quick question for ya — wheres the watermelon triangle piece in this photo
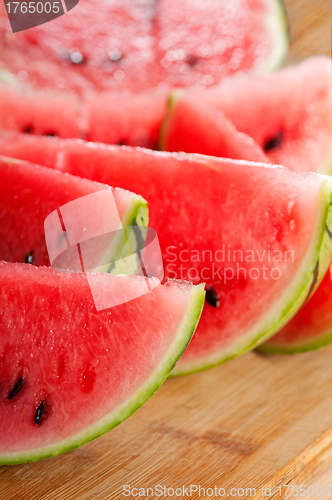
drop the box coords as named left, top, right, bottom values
left=0, top=262, right=205, bottom=464
left=160, top=91, right=269, bottom=163
left=1, top=135, right=332, bottom=374
left=0, top=156, right=148, bottom=271
left=188, top=56, right=332, bottom=175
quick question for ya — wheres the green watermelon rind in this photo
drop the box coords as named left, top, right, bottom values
left=256, top=328, right=332, bottom=355
left=106, top=197, right=149, bottom=275
left=0, top=283, right=205, bottom=464
left=318, top=147, right=332, bottom=177
left=171, top=178, right=332, bottom=376
left=263, top=0, right=289, bottom=71
left=258, top=198, right=332, bottom=354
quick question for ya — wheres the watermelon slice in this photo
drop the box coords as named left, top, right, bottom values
left=1, top=135, right=332, bottom=375
left=0, top=155, right=148, bottom=269
left=258, top=263, right=332, bottom=354
left=0, top=0, right=288, bottom=94
left=0, top=261, right=205, bottom=464
left=0, top=56, right=330, bottom=156
left=0, top=83, right=82, bottom=139
left=0, top=81, right=167, bottom=148
left=160, top=91, right=269, bottom=162
left=188, top=56, right=332, bottom=175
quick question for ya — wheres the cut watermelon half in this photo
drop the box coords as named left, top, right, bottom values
left=188, top=56, right=332, bottom=175
left=160, top=91, right=269, bottom=163
left=0, top=0, right=288, bottom=94
left=0, top=156, right=148, bottom=270
left=1, top=135, right=332, bottom=375
left=258, top=262, right=332, bottom=354
left=0, top=262, right=205, bottom=464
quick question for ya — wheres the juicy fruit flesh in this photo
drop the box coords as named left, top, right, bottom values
left=0, top=262, right=204, bottom=460
left=0, top=156, right=146, bottom=267
left=0, top=0, right=287, bottom=93
left=188, top=56, right=332, bottom=175
left=0, top=135, right=331, bottom=373
left=261, top=263, right=332, bottom=352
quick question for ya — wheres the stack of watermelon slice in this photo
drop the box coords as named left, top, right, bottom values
left=1, top=0, right=332, bottom=465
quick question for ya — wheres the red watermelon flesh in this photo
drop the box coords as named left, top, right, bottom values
left=0, top=261, right=205, bottom=463
left=0, top=84, right=82, bottom=139
left=0, top=81, right=167, bottom=149
left=85, top=88, right=168, bottom=148
left=0, top=0, right=288, bottom=94
left=188, top=56, right=332, bottom=175
left=1, top=134, right=332, bottom=374
left=0, top=155, right=148, bottom=269
left=160, top=91, right=269, bottom=162
left=259, top=262, right=332, bottom=354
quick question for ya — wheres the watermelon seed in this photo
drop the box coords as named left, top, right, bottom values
left=44, top=132, right=57, bottom=137
left=23, top=125, right=33, bottom=134
left=205, top=286, right=220, bottom=308
left=264, top=132, right=283, bottom=151
left=117, top=140, right=127, bottom=146
left=34, top=400, right=49, bottom=426
left=187, top=55, right=200, bottom=67
left=8, top=376, right=25, bottom=400
left=24, top=251, right=33, bottom=265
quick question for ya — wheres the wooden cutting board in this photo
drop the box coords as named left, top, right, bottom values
left=0, top=1, right=331, bottom=498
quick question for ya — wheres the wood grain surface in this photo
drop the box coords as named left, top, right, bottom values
left=0, top=1, right=332, bottom=499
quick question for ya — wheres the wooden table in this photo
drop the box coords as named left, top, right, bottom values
left=1, top=1, right=331, bottom=498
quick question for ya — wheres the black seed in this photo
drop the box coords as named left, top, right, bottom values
left=264, top=132, right=283, bottom=151
left=34, top=400, right=49, bottom=426
left=205, top=286, right=220, bottom=308
left=44, top=131, right=57, bottom=137
left=8, top=376, right=25, bottom=400
left=23, top=125, right=33, bottom=134
left=117, top=140, right=127, bottom=146
left=24, top=251, right=34, bottom=265
left=187, top=55, right=200, bottom=67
